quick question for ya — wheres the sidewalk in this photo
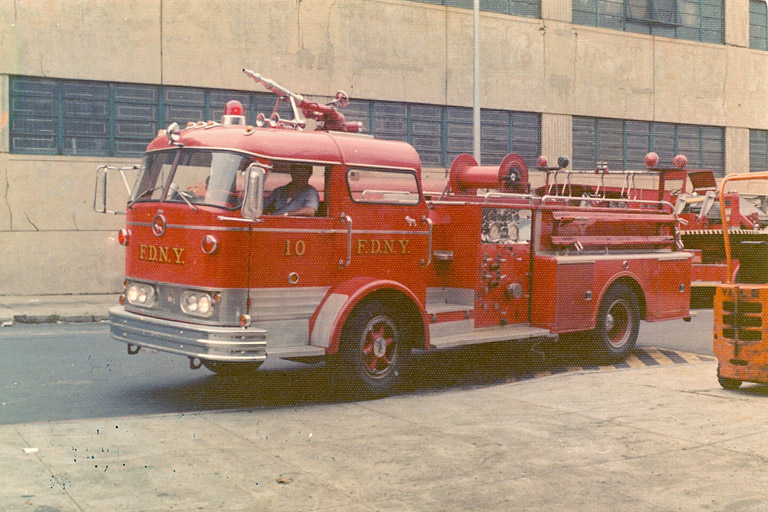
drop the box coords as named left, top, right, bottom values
left=4, top=358, right=768, bottom=511
left=0, top=294, right=116, bottom=325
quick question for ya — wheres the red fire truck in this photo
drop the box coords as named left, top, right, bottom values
left=95, top=70, right=692, bottom=396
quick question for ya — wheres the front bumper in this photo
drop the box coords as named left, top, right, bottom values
left=109, top=306, right=267, bottom=362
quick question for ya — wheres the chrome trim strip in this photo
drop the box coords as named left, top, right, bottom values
left=127, top=222, right=250, bottom=232
left=144, top=146, right=342, bottom=166
left=250, top=227, right=430, bottom=235
left=250, top=227, right=340, bottom=234
left=147, top=145, right=418, bottom=172
left=126, top=222, right=429, bottom=236
left=551, top=251, right=693, bottom=264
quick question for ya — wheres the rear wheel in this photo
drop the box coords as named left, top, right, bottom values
left=590, top=284, right=640, bottom=363
left=336, top=300, right=411, bottom=397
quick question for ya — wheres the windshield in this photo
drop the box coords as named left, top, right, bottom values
left=131, top=150, right=176, bottom=203
left=130, top=149, right=254, bottom=209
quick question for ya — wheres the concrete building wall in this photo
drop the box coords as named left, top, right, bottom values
left=0, top=0, right=765, bottom=295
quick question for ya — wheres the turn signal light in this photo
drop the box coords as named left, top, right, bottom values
left=201, top=234, right=218, bottom=254
left=118, top=229, right=129, bottom=246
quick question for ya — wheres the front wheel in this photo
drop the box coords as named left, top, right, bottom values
left=590, top=284, right=640, bottom=363
left=717, top=368, right=742, bottom=390
left=336, top=300, right=411, bottom=398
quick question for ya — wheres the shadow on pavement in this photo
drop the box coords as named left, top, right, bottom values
left=127, top=338, right=625, bottom=414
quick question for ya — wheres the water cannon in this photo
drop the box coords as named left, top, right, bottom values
left=242, top=69, right=361, bottom=133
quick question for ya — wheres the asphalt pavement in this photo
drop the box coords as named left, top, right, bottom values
left=0, top=294, right=115, bottom=325
left=2, top=296, right=767, bottom=511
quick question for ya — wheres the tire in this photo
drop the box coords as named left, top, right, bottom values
left=203, top=361, right=263, bottom=376
left=717, top=368, right=742, bottom=390
left=589, top=284, right=640, bottom=363
left=336, top=300, right=411, bottom=398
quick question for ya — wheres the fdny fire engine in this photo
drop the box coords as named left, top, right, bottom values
left=95, top=70, right=692, bottom=396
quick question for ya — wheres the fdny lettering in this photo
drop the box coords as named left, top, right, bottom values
left=356, top=239, right=410, bottom=255
left=139, top=244, right=185, bottom=265
left=723, top=288, right=760, bottom=299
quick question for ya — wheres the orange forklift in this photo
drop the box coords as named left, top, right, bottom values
left=713, top=172, right=768, bottom=389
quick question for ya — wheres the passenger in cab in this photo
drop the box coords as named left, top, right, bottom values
left=264, top=163, right=319, bottom=216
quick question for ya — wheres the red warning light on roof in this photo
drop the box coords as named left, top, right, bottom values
left=225, top=100, right=244, bottom=117
left=644, top=152, right=659, bottom=168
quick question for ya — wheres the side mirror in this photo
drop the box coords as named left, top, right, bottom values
left=241, top=164, right=266, bottom=220
left=93, top=164, right=136, bottom=215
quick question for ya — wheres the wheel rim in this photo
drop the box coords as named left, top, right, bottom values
left=358, top=315, right=398, bottom=379
left=604, top=298, right=632, bottom=349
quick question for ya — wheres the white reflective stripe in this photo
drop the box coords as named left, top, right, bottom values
left=310, top=293, right=349, bottom=348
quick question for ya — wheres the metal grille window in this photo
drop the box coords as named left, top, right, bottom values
left=573, top=116, right=725, bottom=176
left=573, top=0, right=724, bottom=44
left=751, top=0, right=768, bottom=50
left=9, top=77, right=296, bottom=158
left=113, top=84, right=159, bottom=157
left=345, top=101, right=540, bottom=169
left=9, top=75, right=541, bottom=169
left=9, top=77, right=59, bottom=154
left=410, top=104, right=444, bottom=167
left=407, top=0, right=540, bottom=18
left=443, top=107, right=541, bottom=168
left=372, top=102, right=409, bottom=142
left=626, top=0, right=677, bottom=25
left=750, top=130, right=768, bottom=172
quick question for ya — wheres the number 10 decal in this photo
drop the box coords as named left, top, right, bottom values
left=284, top=240, right=306, bottom=257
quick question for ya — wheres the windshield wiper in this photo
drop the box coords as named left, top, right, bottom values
left=168, top=183, right=199, bottom=212
left=127, top=184, right=164, bottom=208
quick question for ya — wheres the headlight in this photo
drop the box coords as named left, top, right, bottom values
left=125, top=283, right=156, bottom=308
left=181, top=290, right=216, bottom=318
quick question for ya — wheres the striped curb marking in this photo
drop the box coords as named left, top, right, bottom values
left=506, top=348, right=715, bottom=384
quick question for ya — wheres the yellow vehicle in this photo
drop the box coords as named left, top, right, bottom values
left=713, top=172, right=768, bottom=389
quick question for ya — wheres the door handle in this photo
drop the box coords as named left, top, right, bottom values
left=339, top=214, right=352, bottom=268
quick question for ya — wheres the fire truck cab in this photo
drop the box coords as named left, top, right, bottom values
left=96, top=71, right=692, bottom=396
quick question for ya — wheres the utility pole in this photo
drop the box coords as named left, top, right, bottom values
left=473, top=0, right=481, bottom=163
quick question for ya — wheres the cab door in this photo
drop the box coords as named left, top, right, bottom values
left=246, top=164, right=338, bottom=338
left=337, top=166, right=430, bottom=295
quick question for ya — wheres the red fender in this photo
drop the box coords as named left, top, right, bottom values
left=309, top=276, right=430, bottom=354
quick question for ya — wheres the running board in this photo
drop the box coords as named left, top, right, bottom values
left=268, top=345, right=327, bottom=359
left=429, top=324, right=553, bottom=350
